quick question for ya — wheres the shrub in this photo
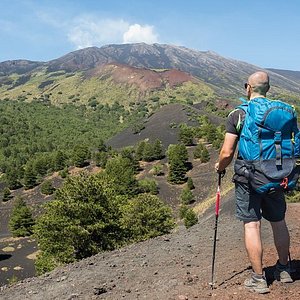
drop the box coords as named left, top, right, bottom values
left=187, top=177, right=195, bottom=190
left=120, top=193, right=175, bottom=242
left=151, top=164, right=164, bottom=176
left=183, top=209, right=198, bottom=228
left=2, top=187, right=12, bottom=202
left=138, top=179, right=159, bottom=194
left=9, top=197, right=35, bottom=237
left=180, top=187, right=194, bottom=205
left=40, top=180, right=55, bottom=195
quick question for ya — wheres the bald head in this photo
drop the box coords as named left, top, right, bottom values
left=247, top=71, right=270, bottom=96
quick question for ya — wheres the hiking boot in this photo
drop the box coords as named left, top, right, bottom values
left=274, top=261, right=293, bottom=283
left=244, top=273, right=270, bottom=294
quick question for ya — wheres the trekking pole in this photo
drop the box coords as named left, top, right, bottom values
left=209, top=172, right=223, bottom=289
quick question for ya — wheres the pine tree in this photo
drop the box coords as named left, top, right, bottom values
left=179, top=124, right=194, bottom=146
left=23, top=162, right=38, bottom=189
left=167, top=144, right=188, bottom=184
left=187, top=177, right=195, bottom=190
left=153, top=139, right=164, bottom=160
left=2, top=187, right=12, bottom=202
left=40, top=180, right=55, bottom=195
left=72, top=144, right=90, bottom=167
left=135, top=140, right=146, bottom=161
left=9, top=197, right=35, bottom=237
left=180, top=187, right=194, bottom=204
left=200, top=146, right=210, bottom=163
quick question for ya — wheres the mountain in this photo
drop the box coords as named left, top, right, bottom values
left=267, top=68, right=300, bottom=84
left=1, top=43, right=300, bottom=103
left=44, top=43, right=300, bottom=96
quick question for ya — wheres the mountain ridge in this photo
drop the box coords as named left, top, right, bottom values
left=1, top=43, right=300, bottom=99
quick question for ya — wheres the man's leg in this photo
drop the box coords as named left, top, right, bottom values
left=244, top=220, right=263, bottom=274
left=270, top=219, right=290, bottom=265
left=270, top=219, right=293, bottom=283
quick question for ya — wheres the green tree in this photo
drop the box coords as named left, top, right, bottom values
left=135, top=140, right=146, bottom=161
left=5, top=168, right=22, bottom=190
left=105, top=156, right=138, bottom=195
left=93, top=151, right=108, bottom=168
left=9, top=197, right=35, bottom=237
left=23, top=162, right=38, bottom=189
left=151, top=164, right=164, bottom=176
left=179, top=205, right=198, bottom=228
left=72, top=144, right=90, bottom=167
left=33, top=173, right=124, bottom=274
left=193, top=143, right=210, bottom=162
left=2, top=187, right=12, bottom=202
left=183, top=209, right=198, bottom=228
left=153, top=139, right=164, bottom=160
left=120, top=193, right=175, bottom=242
left=138, top=179, right=159, bottom=194
left=200, top=146, right=210, bottom=163
left=167, top=144, right=188, bottom=184
left=40, top=180, right=55, bottom=195
left=179, top=123, right=194, bottom=146
left=180, top=187, right=194, bottom=205
left=52, top=150, right=67, bottom=171
left=142, top=142, right=155, bottom=162
left=187, top=177, right=195, bottom=190
left=193, top=143, right=205, bottom=159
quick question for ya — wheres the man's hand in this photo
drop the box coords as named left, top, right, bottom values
left=215, top=162, right=226, bottom=175
left=215, top=162, right=220, bottom=173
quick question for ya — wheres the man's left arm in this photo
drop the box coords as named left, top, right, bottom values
left=215, top=133, right=238, bottom=172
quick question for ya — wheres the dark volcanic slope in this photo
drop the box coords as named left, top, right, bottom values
left=107, top=103, right=223, bottom=150
left=1, top=190, right=300, bottom=300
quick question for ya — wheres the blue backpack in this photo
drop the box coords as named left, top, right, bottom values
left=234, top=97, right=300, bottom=193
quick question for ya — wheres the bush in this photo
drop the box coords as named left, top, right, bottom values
left=167, top=144, right=188, bottom=184
left=120, top=193, right=175, bottom=242
left=151, top=164, right=164, bottom=176
left=179, top=205, right=198, bottom=228
left=180, top=187, right=194, bottom=205
left=2, top=187, right=12, bottom=202
left=58, top=167, right=69, bottom=178
left=138, top=179, right=159, bottom=194
left=183, top=209, right=198, bottom=228
left=193, top=143, right=210, bottom=162
left=9, top=197, right=35, bottom=237
left=187, top=177, right=195, bottom=190
left=33, top=173, right=124, bottom=274
left=40, top=180, right=55, bottom=195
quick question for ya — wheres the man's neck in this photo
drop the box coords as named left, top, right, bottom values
left=250, top=93, right=266, bottom=100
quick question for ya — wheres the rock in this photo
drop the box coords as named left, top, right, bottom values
left=93, top=287, right=107, bottom=295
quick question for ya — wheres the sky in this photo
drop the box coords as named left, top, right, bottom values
left=1, top=0, right=300, bottom=70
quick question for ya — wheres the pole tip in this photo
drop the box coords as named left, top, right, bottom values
left=209, top=282, right=215, bottom=289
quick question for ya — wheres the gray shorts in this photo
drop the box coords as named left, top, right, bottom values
left=235, top=182, right=286, bottom=222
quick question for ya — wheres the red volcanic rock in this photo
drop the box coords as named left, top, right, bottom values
left=86, top=63, right=197, bottom=91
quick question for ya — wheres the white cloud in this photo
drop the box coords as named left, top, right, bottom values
left=123, top=24, right=158, bottom=44
left=37, top=11, right=159, bottom=49
left=67, top=17, right=129, bottom=49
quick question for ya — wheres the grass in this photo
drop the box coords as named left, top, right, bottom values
left=0, top=69, right=216, bottom=109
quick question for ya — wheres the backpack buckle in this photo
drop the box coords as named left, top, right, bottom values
left=280, top=177, right=288, bottom=189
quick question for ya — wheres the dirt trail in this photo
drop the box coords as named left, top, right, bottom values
left=0, top=190, right=299, bottom=300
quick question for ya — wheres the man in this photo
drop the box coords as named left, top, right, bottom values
left=215, top=71, right=293, bottom=294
